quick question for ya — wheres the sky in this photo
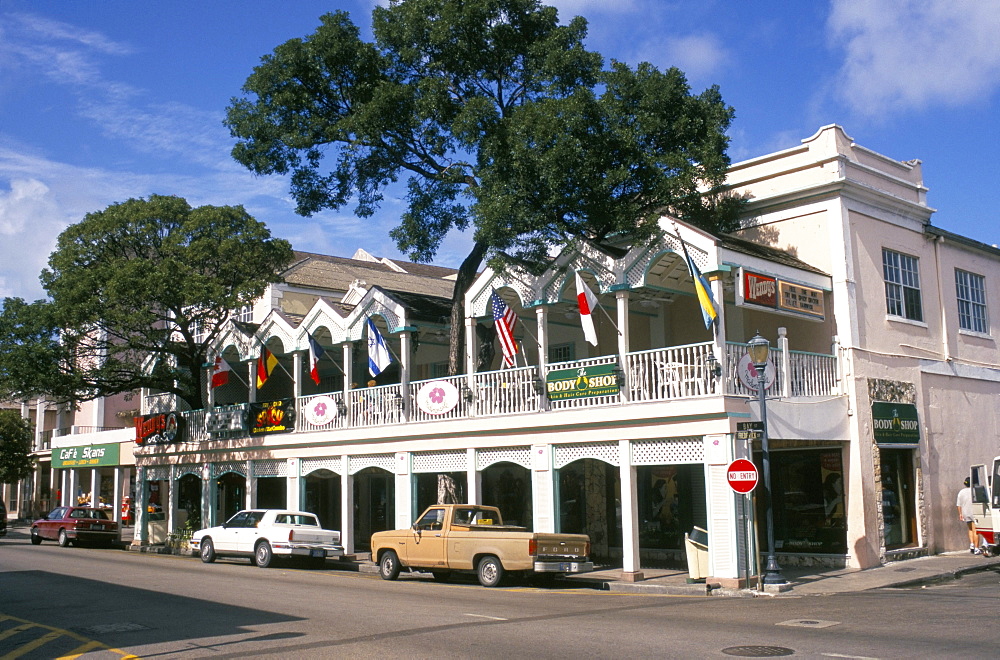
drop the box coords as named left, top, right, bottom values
left=1, top=0, right=998, bottom=302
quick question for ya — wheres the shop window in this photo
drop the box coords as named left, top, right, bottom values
left=549, top=343, right=575, bottom=364
left=636, top=464, right=706, bottom=551
left=756, top=448, right=847, bottom=554
left=882, top=248, right=922, bottom=321
left=955, top=269, right=988, bottom=334
left=881, top=449, right=917, bottom=550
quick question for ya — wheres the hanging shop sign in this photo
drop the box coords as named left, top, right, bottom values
left=415, top=380, right=460, bottom=415
left=249, top=398, right=295, bottom=436
left=206, top=407, right=246, bottom=435
left=740, top=268, right=825, bottom=320
left=736, top=353, right=776, bottom=391
left=134, top=412, right=185, bottom=446
left=53, top=442, right=121, bottom=468
left=545, top=363, right=621, bottom=401
left=778, top=281, right=825, bottom=318
left=305, top=395, right=339, bottom=426
left=871, top=402, right=920, bottom=445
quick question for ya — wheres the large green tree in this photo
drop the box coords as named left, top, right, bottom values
left=0, top=409, right=34, bottom=486
left=226, top=0, right=741, bottom=373
left=0, top=195, right=294, bottom=410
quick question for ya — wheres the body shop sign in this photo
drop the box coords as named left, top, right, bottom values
left=546, top=363, right=620, bottom=400
left=871, top=402, right=920, bottom=445
left=53, top=443, right=120, bottom=468
left=249, top=399, right=295, bottom=435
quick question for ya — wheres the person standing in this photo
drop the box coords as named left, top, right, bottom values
left=956, top=477, right=981, bottom=555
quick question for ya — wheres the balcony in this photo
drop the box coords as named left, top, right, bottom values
left=160, top=340, right=840, bottom=444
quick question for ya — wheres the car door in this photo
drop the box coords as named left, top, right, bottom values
left=235, top=511, right=266, bottom=553
left=406, top=507, right=447, bottom=568
left=215, top=511, right=250, bottom=552
left=971, top=465, right=992, bottom=541
left=40, top=508, right=67, bottom=540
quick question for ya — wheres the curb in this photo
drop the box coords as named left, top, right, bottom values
left=877, top=561, right=1000, bottom=590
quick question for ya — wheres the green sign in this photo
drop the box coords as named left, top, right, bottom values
left=871, top=402, right=920, bottom=445
left=545, top=363, right=621, bottom=400
left=53, top=443, right=121, bottom=468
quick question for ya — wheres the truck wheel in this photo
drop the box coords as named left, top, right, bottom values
left=477, top=555, right=505, bottom=587
left=30, top=528, right=42, bottom=545
left=379, top=550, right=401, bottom=580
left=58, top=529, right=72, bottom=547
left=200, top=538, right=217, bottom=563
left=254, top=541, right=274, bottom=568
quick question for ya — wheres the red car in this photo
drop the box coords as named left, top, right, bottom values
left=31, top=506, right=118, bottom=547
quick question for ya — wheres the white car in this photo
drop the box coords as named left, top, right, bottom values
left=190, top=509, right=344, bottom=568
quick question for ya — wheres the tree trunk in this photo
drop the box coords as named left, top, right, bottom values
left=448, top=240, right=489, bottom=376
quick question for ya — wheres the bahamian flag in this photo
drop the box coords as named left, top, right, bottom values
left=366, top=318, right=392, bottom=377
left=680, top=239, right=719, bottom=329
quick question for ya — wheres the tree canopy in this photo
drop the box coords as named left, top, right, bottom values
left=0, top=195, right=293, bottom=410
left=225, top=0, right=742, bottom=372
left=0, top=409, right=34, bottom=485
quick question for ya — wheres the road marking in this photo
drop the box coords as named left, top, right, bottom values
left=0, top=612, right=137, bottom=659
left=463, top=614, right=508, bottom=621
left=7, top=630, right=62, bottom=658
left=821, top=654, right=881, bottom=660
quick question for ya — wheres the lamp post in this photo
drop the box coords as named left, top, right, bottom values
left=747, top=332, right=786, bottom=586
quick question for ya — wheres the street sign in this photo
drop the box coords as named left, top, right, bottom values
left=736, top=421, right=764, bottom=441
left=727, top=458, right=759, bottom=494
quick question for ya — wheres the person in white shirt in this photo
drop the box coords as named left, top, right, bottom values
left=956, top=477, right=980, bottom=555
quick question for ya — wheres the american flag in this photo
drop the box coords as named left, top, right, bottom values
left=490, top=289, right=519, bottom=367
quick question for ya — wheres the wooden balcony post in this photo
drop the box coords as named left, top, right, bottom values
left=778, top=327, right=790, bottom=398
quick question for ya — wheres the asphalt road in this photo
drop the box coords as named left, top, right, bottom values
left=1, top=528, right=997, bottom=659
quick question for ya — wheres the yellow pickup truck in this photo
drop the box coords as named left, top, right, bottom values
left=371, top=504, right=593, bottom=587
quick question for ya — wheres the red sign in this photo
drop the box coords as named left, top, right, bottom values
left=727, top=459, right=759, bottom=494
left=743, top=270, right=777, bottom=307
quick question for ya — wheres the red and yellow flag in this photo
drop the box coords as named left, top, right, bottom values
left=256, top=348, right=278, bottom=389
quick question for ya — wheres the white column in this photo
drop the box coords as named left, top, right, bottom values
left=201, top=464, right=214, bottom=528
left=248, top=361, right=257, bottom=403
left=394, top=452, right=413, bottom=528
left=286, top=459, right=301, bottom=512
left=616, top=290, right=631, bottom=401
left=113, top=467, right=123, bottom=527
left=535, top=306, right=549, bottom=369
left=35, top=399, right=47, bottom=451
left=246, top=460, right=255, bottom=509
left=90, top=467, right=99, bottom=506
left=531, top=445, right=555, bottom=533
left=293, top=352, right=303, bottom=398
left=778, top=327, right=791, bottom=398
left=618, top=440, right=642, bottom=579
left=342, top=343, right=354, bottom=427
left=68, top=470, right=79, bottom=506
left=133, top=469, right=148, bottom=545
left=711, top=275, right=727, bottom=392
left=464, top=315, right=477, bottom=377
left=399, top=330, right=412, bottom=421
left=340, top=456, right=354, bottom=555
left=167, top=466, right=179, bottom=533
left=60, top=470, right=68, bottom=506
left=466, top=448, right=480, bottom=505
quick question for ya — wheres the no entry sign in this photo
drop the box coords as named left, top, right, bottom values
left=727, top=459, right=759, bottom=494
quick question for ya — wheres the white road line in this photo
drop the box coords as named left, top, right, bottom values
left=463, top=613, right=508, bottom=621
left=822, top=653, right=881, bottom=660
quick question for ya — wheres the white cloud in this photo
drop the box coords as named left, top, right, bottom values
left=827, top=0, right=1000, bottom=116
left=0, top=177, right=62, bottom=300
left=634, top=33, right=730, bottom=81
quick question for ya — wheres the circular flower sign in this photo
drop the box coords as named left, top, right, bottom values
left=305, top=395, right=338, bottom=426
left=416, top=380, right=460, bottom=416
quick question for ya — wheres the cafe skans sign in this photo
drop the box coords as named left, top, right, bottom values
left=53, top=443, right=120, bottom=468
left=546, top=363, right=621, bottom=401
left=871, top=402, right=920, bottom=445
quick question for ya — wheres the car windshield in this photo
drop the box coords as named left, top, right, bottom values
left=276, top=514, right=318, bottom=526
left=70, top=509, right=109, bottom=520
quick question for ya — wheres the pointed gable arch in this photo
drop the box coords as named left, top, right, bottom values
left=343, top=285, right=409, bottom=341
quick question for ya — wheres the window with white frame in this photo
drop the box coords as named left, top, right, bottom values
left=882, top=249, right=923, bottom=322
left=549, top=342, right=575, bottom=364
left=955, top=269, right=988, bottom=333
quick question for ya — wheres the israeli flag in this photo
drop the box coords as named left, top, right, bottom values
left=367, top=318, right=392, bottom=377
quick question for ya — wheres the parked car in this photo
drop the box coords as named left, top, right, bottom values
left=31, top=506, right=118, bottom=547
left=0, top=499, right=7, bottom=538
left=190, top=509, right=344, bottom=568
left=371, top=504, right=593, bottom=587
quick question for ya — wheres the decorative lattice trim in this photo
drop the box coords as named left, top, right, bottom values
left=348, top=454, right=395, bottom=475
left=630, top=437, right=704, bottom=465
left=477, top=447, right=532, bottom=470
left=253, top=459, right=287, bottom=477
left=211, top=461, right=247, bottom=479
left=173, top=464, right=202, bottom=479
left=301, top=458, right=343, bottom=476
left=412, top=450, right=467, bottom=473
left=553, top=442, right=619, bottom=469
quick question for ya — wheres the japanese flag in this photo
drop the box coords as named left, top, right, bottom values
left=575, top=271, right=599, bottom=346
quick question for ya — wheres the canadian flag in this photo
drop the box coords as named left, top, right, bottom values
left=575, top=271, right=599, bottom=346
left=211, top=356, right=231, bottom=388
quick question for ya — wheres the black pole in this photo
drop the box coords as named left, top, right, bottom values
left=758, top=363, right=786, bottom=585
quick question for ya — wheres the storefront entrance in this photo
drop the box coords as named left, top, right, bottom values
left=304, top=469, right=340, bottom=530
left=556, top=459, right=621, bottom=562
left=481, top=462, right=532, bottom=529
left=354, top=467, right=394, bottom=549
left=880, top=448, right=917, bottom=550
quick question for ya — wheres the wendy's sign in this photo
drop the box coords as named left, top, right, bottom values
left=134, top=412, right=185, bottom=446
left=249, top=399, right=295, bottom=435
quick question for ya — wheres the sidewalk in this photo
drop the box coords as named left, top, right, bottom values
left=559, top=552, right=1000, bottom=597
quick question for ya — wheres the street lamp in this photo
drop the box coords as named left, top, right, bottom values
left=747, top=332, right=786, bottom=586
